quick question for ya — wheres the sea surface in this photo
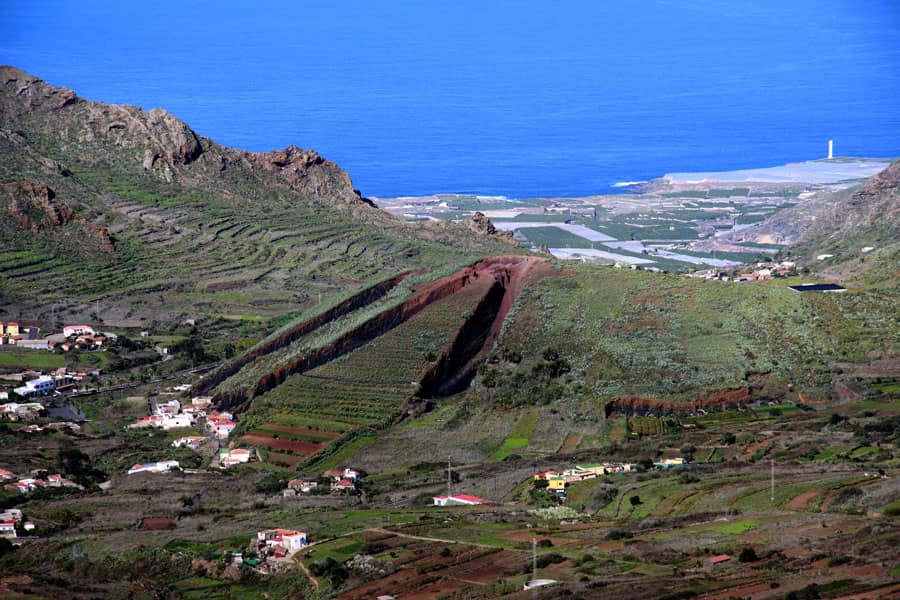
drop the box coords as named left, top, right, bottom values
left=2, top=1, right=899, bottom=197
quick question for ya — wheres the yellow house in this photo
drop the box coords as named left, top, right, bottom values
left=547, top=477, right=566, bottom=492
left=5, top=322, right=19, bottom=336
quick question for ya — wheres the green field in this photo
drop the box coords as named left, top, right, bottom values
left=491, top=408, right=539, bottom=461
left=0, top=348, right=66, bottom=369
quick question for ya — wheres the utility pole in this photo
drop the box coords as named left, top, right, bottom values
left=532, top=537, right=538, bottom=600
left=447, top=455, right=452, bottom=500
left=770, top=459, right=775, bottom=502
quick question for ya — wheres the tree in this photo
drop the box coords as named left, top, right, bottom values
left=721, top=432, right=736, bottom=445
left=629, top=495, right=642, bottom=507
left=738, top=547, right=758, bottom=563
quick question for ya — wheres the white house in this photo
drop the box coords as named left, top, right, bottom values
left=127, top=461, right=180, bottom=475
left=0, top=520, right=16, bottom=538
left=432, top=494, right=490, bottom=506
left=257, top=529, right=308, bottom=552
left=172, top=436, right=205, bottom=449
left=0, top=509, right=23, bottom=523
left=63, top=325, right=96, bottom=337
left=13, top=376, right=55, bottom=398
left=220, top=448, right=252, bottom=467
left=155, top=399, right=181, bottom=415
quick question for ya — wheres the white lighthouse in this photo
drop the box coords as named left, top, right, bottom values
left=827, top=139, right=833, bottom=160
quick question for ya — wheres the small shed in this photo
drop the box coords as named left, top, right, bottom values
left=704, top=554, right=732, bottom=569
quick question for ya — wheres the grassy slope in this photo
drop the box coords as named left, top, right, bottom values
left=349, top=265, right=897, bottom=469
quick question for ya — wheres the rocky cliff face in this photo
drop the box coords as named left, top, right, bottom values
left=726, top=161, right=899, bottom=258
left=1, top=180, right=114, bottom=253
left=0, top=65, right=369, bottom=210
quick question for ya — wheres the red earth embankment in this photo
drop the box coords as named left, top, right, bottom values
left=605, top=387, right=751, bottom=417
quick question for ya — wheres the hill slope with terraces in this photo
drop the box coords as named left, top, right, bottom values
left=0, top=66, right=515, bottom=335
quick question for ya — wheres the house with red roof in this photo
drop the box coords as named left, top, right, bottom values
left=220, top=448, right=253, bottom=468
left=432, top=493, right=491, bottom=506
left=256, top=528, right=308, bottom=553
left=704, top=554, right=732, bottom=569
left=0, top=519, right=16, bottom=538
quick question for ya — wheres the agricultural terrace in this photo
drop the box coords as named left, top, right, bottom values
left=237, top=277, right=497, bottom=467
left=211, top=260, right=477, bottom=396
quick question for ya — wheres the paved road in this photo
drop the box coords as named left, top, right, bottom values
left=56, top=361, right=223, bottom=399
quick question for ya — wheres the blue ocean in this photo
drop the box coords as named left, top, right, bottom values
left=2, top=1, right=898, bottom=197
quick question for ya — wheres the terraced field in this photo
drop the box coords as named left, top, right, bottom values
left=236, top=276, right=499, bottom=465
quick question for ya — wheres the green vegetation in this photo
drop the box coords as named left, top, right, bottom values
left=491, top=408, right=539, bottom=461
left=0, top=348, right=66, bottom=369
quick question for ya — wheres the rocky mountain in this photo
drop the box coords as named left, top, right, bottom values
left=728, top=161, right=899, bottom=265
left=0, top=66, right=513, bottom=331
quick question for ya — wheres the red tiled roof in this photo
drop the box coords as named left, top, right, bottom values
left=707, top=554, right=731, bottom=564
left=452, top=494, right=490, bottom=504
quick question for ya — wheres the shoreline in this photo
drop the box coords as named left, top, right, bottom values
left=371, top=157, right=894, bottom=202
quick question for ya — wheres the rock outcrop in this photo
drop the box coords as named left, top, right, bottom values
left=468, top=211, right=517, bottom=246
left=2, top=180, right=114, bottom=253
left=0, top=65, right=371, bottom=211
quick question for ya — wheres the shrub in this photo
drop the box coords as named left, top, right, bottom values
left=738, top=547, right=758, bottom=563
left=534, top=553, right=566, bottom=569
left=605, top=528, right=633, bottom=541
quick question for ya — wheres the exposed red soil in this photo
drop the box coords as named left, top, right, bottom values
left=787, top=489, right=821, bottom=510
left=498, top=530, right=583, bottom=548
left=741, top=433, right=787, bottom=460
left=559, top=433, right=581, bottom=454
left=239, top=433, right=324, bottom=455
left=837, top=564, right=889, bottom=579
left=832, top=583, right=900, bottom=599
left=445, top=552, right=524, bottom=583
left=257, top=422, right=339, bottom=440
left=700, top=581, right=775, bottom=600
left=137, top=517, right=175, bottom=531
left=605, top=387, right=751, bottom=416
left=263, top=451, right=305, bottom=467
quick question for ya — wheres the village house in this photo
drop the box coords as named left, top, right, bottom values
left=207, top=411, right=236, bottom=438
left=432, top=493, right=491, bottom=506
left=4, top=481, right=32, bottom=494
left=172, top=436, right=205, bottom=449
left=12, top=376, right=56, bottom=398
left=0, top=519, right=16, bottom=539
left=655, top=457, right=687, bottom=468
left=129, top=413, right=193, bottom=430
left=63, top=325, right=96, bottom=338
left=284, top=478, right=318, bottom=496
left=0, top=402, right=45, bottom=420
left=257, top=529, right=309, bottom=556
left=219, top=448, right=253, bottom=468
left=3, top=473, right=78, bottom=494
left=0, top=469, right=15, bottom=481
left=704, top=554, right=732, bottom=569
left=0, top=509, right=23, bottom=522
left=127, top=461, right=180, bottom=475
